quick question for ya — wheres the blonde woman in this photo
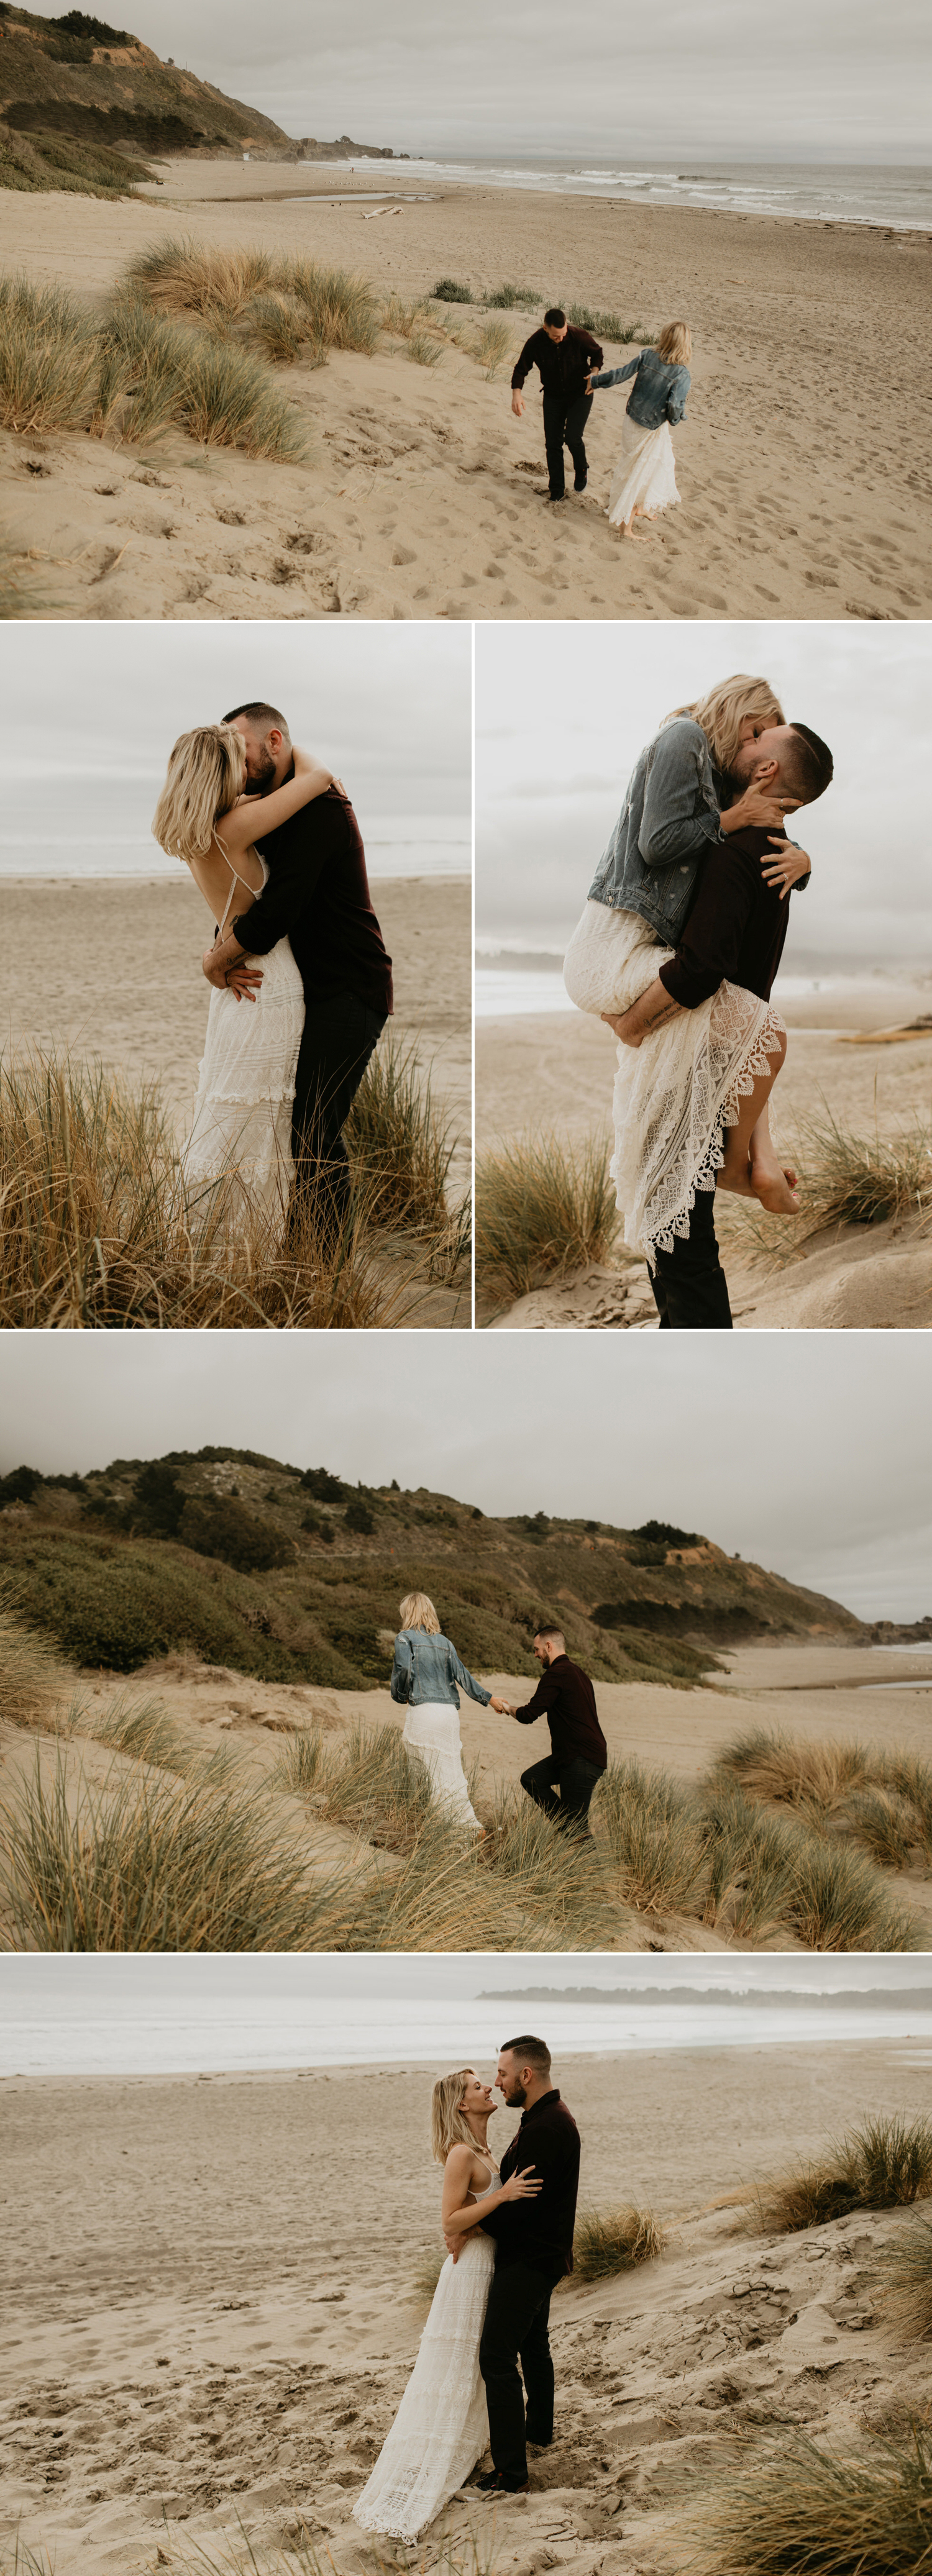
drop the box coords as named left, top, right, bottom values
left=391, top=1592, right=510, bottom=1834
left=151, top=726, right=339, bottom=1228
left=563, top=676, right=830, bottom=1324
left=585, top=322, right=692, bottom=537
left=354, top=2069, right=541, bottom=2541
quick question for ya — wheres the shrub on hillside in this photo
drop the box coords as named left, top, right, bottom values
left=301, top=1467, right=345, bottom=1503
left=132, top=1462, right=186, bottom=1539
left=0, top=1534, right=297, bottom=1676
left=344, top=1497, right=375, bottom=1536
left=178, top=1495, right=293, bottom=1575
left=0, top=1465, right=42, bottom=1506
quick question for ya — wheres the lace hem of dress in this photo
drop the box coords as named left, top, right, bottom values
left=628, top=1003, right=785, bottom=1268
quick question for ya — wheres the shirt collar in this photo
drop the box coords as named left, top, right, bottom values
left=519, top=2088, right=560, bottom=2124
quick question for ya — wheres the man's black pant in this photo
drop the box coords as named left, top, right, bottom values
left=479, top=2259, right=560, bottom=2485
left=289, top=987, right=386, bottom=1244
left=649, top=1186, right=733, bottom=1330
left=521, top=1755, right=603, bottom=1834
left=542, top=391, right=593, bottom=499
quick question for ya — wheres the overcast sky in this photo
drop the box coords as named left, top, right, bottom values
left=475, top=622, right=932, bottom=970
left=1, top=1334, right=928, bottom=1619
left=0, top=624, right=470, bottom=824
left=48, top=0, right=929, bottom=161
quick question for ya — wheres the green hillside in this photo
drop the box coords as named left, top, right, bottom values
left=0, top=1449, right=865, bottom=1691
left=0, top=5, right=288, bottom=188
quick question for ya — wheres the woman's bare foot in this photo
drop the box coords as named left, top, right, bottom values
left=749, top=1140, right=799, bottom=1214
left=716, top=1152, right=757, bottom=1199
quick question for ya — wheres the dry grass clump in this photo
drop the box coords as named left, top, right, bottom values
left=574, top=2204, right=665, bottom=2281
left=714, top=1726, right=932, bottom=1872
left=0, top=1747, right=357, bottom=1950
left=595, top=1760, right=706, bottom=1914
left=690, top=2422, right=932, bottom=2576
left=716, top=1109, right=932, bottom=1275
left=0, top=1580, right=69, bottom=1731
left=751, top=2115, right=932, bottom=2236
left=346, top=1032, right=457, bottom=1233
left=0, top=1049, right=417, bottom=1329
left=472, top=317, right=511, bottom=378
left=123, top=239, right=380, bottom=365
left=483, top=283, right=541, bottom=309
left=480, top=1782, right=623, bottom=1949
left=300, top=1719, right=437, bottom=1854
left=876, top=2216, right=932, bottom=2340
left=0, top=275, right=100, bottom=431
left=699, top=1786, right=793, bottom=1941
left=433, top=277, right=472, bottom=303
left=476, top=1128, right=617, bottom=1301
left=565, top=301, right=650, bottom=342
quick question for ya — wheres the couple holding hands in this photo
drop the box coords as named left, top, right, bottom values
left=390, top=1593, right=608, bottom=1836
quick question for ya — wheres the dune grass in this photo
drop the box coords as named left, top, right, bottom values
left=433, top=277, right=472, bottom=303
left=565, top=301, right=649, bottom=342
left=715, top=1726, right=932, bottom=1869
left=476, top=1128, right=618, bottom=1302
left=123, top=240, right=380, bottom=365
left=716, top=1108, right=932, bottom=1277
left=691, top=2422, right=932, bottom=2576
left=302, top=1719, right=437, bottom=1853
left=483, top=283, right=541, bottom=309
left=751, top=2115, right=932, bottom=2236
left=574, top=2204, right=665, bottom=2280
left=345, top=1032, right=457, bottom=1233
left=472, top=317, right=512, bottom=378
left=0, top=1047, right=465, bottom=1328
left=596, top=1760, right=706, bottom=1914
left=0, top=275, right=101, bottom=432
left=876, top=2216, right=932, bottom=2340
left=0, top=1582, right=69, bottom=1731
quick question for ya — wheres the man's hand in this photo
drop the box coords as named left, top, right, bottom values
left=511, top=389, right=525, bottom=418
left=602, top=984, right=683, bottom=1049
left=489, top=1695, right=511, bottom=1714
left=759, top=838, right=811, bottom=897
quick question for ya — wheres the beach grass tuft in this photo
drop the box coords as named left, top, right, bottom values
left=690, top=2423, right=932, bottom=2576
left=346, top=1032, right=457, bottom=1233
left=574, top=2204, right=666, bottom=2280
left=0, top=1579, right=69, bottom=1732
left=751, top=2115, right=932, bottom=2237
left=0, top=1046, right=464, bottom=1329
left=476, top=1128, right=618, bottom=1300
left=595, top=1760, right=706, bottom=1914
left=876, top=2216, right=932, bottom=2340
left=472, top=317, right=512, bottom=378
left=0, top=274, right=101, bottom=432
left=565, top=300, right=649, bottom=342
left=433, top=277, right=473, bottom=303
left=483, top=283, right=541, bottom=309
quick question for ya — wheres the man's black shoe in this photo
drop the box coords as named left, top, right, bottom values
left=573, top=475, right=588, bottom=491
left=472, top=2469, right=530, bottom=2494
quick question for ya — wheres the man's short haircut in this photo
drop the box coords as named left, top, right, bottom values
left=534, top=1623, right=565, bottom=1647
left=501, top=2034, right=552, bottom=2077
left=222, top=701, right=291, bottom=740
left=784, top=723, right=833, bottom=805
left=544, top=306, right=566, bottom=329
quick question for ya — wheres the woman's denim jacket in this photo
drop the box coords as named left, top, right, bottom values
left=390, top=1628, right=491, bottom=1712
left=589, top=347, right=690, bottom=428
left=587, top=717, right=724, bottom=942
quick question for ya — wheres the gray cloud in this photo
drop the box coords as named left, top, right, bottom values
left=95, top=0, right=927, bottom=158
left=1, top=624, right=470, bottom=822
left=476, top=622, right=932, bottom=967
left=0, top=1334, right=928, bottom=1619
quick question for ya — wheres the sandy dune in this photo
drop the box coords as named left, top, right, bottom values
left=475, top=985, right=932, bottom=1329
left=3, top=2037, right=932, bottom=2574
left=1, top=167, right=929, bottom=622
left=4, top=1639, right=931, bottom=1951
left=1, top=870, right=471, bottom=1207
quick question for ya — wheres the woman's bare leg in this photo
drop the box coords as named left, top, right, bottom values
left=716, top=1031, right=798, bottom=1214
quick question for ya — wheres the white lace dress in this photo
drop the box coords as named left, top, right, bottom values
left=402, top=1705, right=483, bottom=1832
left=606, top=411, right=680, bottom=528
left=183, top=852, right=304, bottom=1232
left=563, top=897, right=785, bottom=1269
left=354, top=2173, right=498, bottom=2542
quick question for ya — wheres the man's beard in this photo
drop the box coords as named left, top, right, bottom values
left=242, top=747, right=277, bottom=796
left=508, top=2081, right=527, bottom=2106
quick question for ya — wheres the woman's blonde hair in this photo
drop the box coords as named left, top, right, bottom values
left=431, top=2069, right=489, bottom=2165
left=664, top=673, right=785, bottom=776
left=399, top=1591, right=441, bottom=1635
left=655, top=321, right=692, bottom=365
left=152, top=724, right=247, bottom=863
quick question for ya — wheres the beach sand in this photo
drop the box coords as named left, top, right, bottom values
left=1, top=870, right=471, bottom=1204
left=4, top=1640, right=932, bottom=1952
left=3, top=2035, right=932, bottom=2574
left=2, top=166, right=929, bottom=623
left=475, top=978, right=932, bottom=1328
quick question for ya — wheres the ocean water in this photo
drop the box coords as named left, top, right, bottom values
left=474, top=951, right=919, bottom=1021
left=341, top=155, right=932, bottom=232
left=4, top=1992, right=932, bottom=2079
left=0, top=774, right=470, bottom=883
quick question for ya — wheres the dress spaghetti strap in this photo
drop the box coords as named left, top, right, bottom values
left=212, top=828, right=260, bottom=940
